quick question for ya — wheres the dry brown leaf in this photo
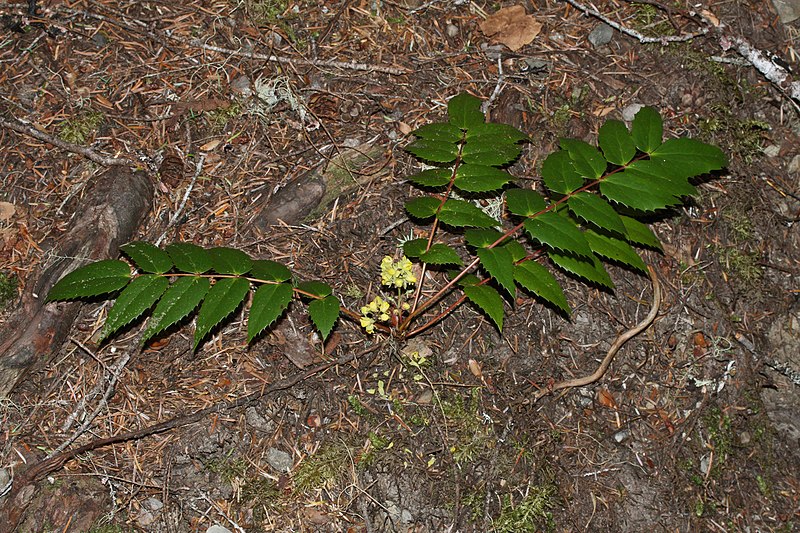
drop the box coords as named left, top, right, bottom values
left=480, top=5, right=542, bottom=52
left=0, top=201, right=15, bottom=221
left=597, top=388, right=617, bottom=409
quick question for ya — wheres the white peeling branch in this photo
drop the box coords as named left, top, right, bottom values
left=725, top=36, right=800, bottom=110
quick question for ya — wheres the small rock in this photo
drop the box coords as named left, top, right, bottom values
left=446, top=23, right=458, bottom=38
left=245, top=406, right=274, bottom=433
left=267, top=447, right=293, bottom=472
left=788, top=154, right=800, bottom=174
left=621, top=103, right=644, bottom=122
left=230, top=76, right=252, bottom=97
left=739, top=431, right=751, bottom=446
left=763, top=144, right=781, bottom=158
left=613, top=429, right=631, bottom=443
left=588, top=23, right=614, bottom=47
left=206, top=526, right=234, bottom=533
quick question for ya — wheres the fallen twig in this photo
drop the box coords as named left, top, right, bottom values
left=534, top=266, right=661, bottom=402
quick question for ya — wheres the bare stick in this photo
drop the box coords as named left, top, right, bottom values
left=725, top=37, right=800, bottom=111
left=534, top=266, right=661, bottom=402
left=155, top=153, right=205, bottom=246
left=0, top=117, right=134, bottom=167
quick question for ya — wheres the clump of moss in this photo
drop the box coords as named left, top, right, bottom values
left=493, top=485, right=556, bottom=532
left=205, top=102, right=243, bottom=131
left=58, top=110, right=104, bottom=144
left=293, top=440, right=353, bottom=492
left=0, top=272, right=17, bottom=310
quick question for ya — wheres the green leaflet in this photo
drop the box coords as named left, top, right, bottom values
left=412, top=122, right=463, bottom=143
left=404, top=139, right=458, bottom=163
left=600, top=170, right=683, bottom=212
left=405, top=196, right=442, bottom=219
left=308, top=294, right=340, bottom=341
left=121, top=242, right=173, bottom=274
left=209, top=247, right=254, bottom=275
left=248, top=283, right=293, bottom=342
left=438, top=199, right=498, bottom=228
left=631, top=106, right=663, bottom=153
left=402, top=238, right=429, bottom=259
left=448, top=92, right=485, bottom=130
left=46, top=260, right=131, bottom=301
left=524, top=212, right=593, bottom=258
left=598, top=119, right=636, bottom=166
left=502, top=240, right=528, bottom=262
left=541, top=150, right=583, bottom=195
left=296, top=280, right=332, bottom=298
left=567, top=192, right=626, bottom=237
left=250, top=260, right=292, bottom=282
left=454, top=164, right=513, bottom=193
left=477, top=247, right=515, bottom=298
left=165, top=243, right=212, bottom=274
left=549, top=251, right=614, bottom=289
left=625, top=159, right=698, bottom=198
left=407, top=168, right=452, bottom=188
left=560, top=138, right=607, bottom=179
left=466, top=122, right=529, bottom=144
left=650, top=138, right=727, bottom=179
left=463, top=284, right=504, bottom=331
left=505, top=188, right=547, bottom=217
left=194, top=277, right=250, bottom=349
left=420, top=243, right=463, bottom=266
left=100, top=274, right=169, bottom=341
left=620, top=216, right=662, bottom=250
left=514, top=260, right=570, bottom=315
left=465, top=228, right=504, bottom=248
left=142, top=276, right=210, bottom=342
left=584, top=229, right=647, bottom=273
left=461, top=139, right=521, bottom=166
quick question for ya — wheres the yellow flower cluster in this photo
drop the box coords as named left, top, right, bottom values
left=360, top=296, right=390, bottom=334
left=380, top=256, right=417, bottom=289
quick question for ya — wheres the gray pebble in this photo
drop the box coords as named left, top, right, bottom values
left=588, top=23, right=614, bottom=48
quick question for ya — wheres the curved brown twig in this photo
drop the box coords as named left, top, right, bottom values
left=534, top=265, right=661, bottom=402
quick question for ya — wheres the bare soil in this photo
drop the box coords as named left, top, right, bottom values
left=1, top=1, right=799, bottom=532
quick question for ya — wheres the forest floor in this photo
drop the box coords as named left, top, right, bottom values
left=1, top=0, right=799, bottom=531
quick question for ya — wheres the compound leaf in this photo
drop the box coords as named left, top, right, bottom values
left=194, top=277, right=250, bottom=349
left=100, top=274, right=169, bottom=341
left=405, top=196, right=442, bottom=219
left=47, top=260, right=131, bottom=301
left=584, top=229, right=648, bottom=273
left=143, top=276, right=210, bottom=342
left=620, top=215, right=662, bottom=250
left=250, top=260, right=292, bottom=282
left=567, top=192, right=626, bottom=237
left=514, top=260, right=570, bottom=314
left=402, top=238, right=429, bottom=259
left=598, top=119, right=636, bottom=165
left=412, top=122, right=463, bottom=143
left=209, top=247, right=253, bottom=275
left=560, top=138, right=607, bottom=179
left=454, top=164, right=513, bottom=193
left=308, top=294, right=340, bottom=340
left=524, top=212, right=593, bottom=258
left=407, top=168, right=452, bottom=188
left=631, top=106, right=663, bottom=153
left=463, top=284, right=504, bottom=331
left=541, top=150, right=583, bottom=195
left=248, top=282, right=293, bottom=342
left=477, top=247, right=515, bottom=298
left=420, top=243, right=463, bottom=266
left=121, top=242, right=173, bottom=274
left=165, top=243, right=212, bottom=274
left=505, top=188, right=547, bottom=217
left=549, top=251, right=614, bottom=289
left=448, top=92, right=485, bottom=130
left=438, top=199, right=498, bottom=228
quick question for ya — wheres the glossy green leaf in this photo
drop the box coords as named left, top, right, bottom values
left=100, top=274, right=169, bottom=341
left=412, top=122, right=463, bottom=143
left=308, top=294, right=340, bottom=340
left=502, top=240, right=528, bottom=262
left=454, top=165, right=513, bottom=192
left=405, top=196, right=441, bottom=219
left=209, top=247, right=253, bottom=275
left=248, top=282, right=293, bottom=342
left=420, top=243, right=463, bottom=266
left=165, top=243, right=212, bottom=274
left=560, top=138, right=607, bottom=179
left=620, top=216, right=662, bottom=250
left=405, top=139, right=458, bottom=163
left=465, top=228, right=504, bottom=248
left=438, top=199, right=498, bottom=228
left=250, top=260, right=292, bottom=282
left=194, top=277, right=251, bottom=349
left=626, top=159, right=697, bottom=198
left=567, top=192, right=626, bottom=237
left=549, top=252, right=614, bottom=289
left=466, top=122, right=529, bottom=143
left=477, top=247, right=515, bottom=298
left=514, top=261, right=570, bottom=314
left=598, top=119, right=636, bottom=165
left=143, top=276, right=210, bottom=342
left=524, top=212, right=593, bottom=258
left=461, top=140, right=521, bottom=166
left=121, top=242, right=173, bottom=274
left=505, top=188, right=547, bottom=216
left=584, top=229, right=647, bottom=272
left=402, top=238, right=429, bottom=258
left=631, top=106, right=663, bottom=153
left=47, top=260, right=131, bottom=301
left=463, top=284, right=504, bottom=330
left=296, top=280, right=332, bottom=298
left=454, top=272, right=482, bottom=286
left=541, top=150, right=584, bottom=195
left=448, top=92, right=485, bottom=130
left=407, top=168, right=452, bottom=188
left=650, top=138, right=727, bottom=179
left=600, top=171, right=683, bottom=212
